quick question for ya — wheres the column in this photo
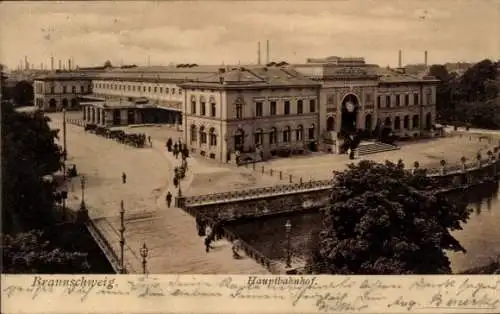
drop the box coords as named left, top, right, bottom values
left=101, top=109, right=105, bottom=125
left=83, top=105, right=86, bottom=121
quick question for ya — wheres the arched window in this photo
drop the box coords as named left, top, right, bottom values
left=62, top=86, right=67, bottom=94
left=269, top=127, right=277, bottom=145
left=62, top=99, right=68, bottom=108
left=296, top=125, right=304, bottom=141
left=365, top=114, right=372, bottom=130
left=394, top=116, right=401, bottom=130
left=404, top=115, right=410, bottom=129
left=413, top=115, right=420, bottom=129
left=200, top=96, right=206, bottom=115
left=254, top=128, right=263, bottom=146
left=49, top=99, right=56, bottom=109
left=326, top=117, right=335, bottom=131
left=190, top=125, right=197, bottom=143
left=199, top=126, right=207, bottom=144
left=209, top=128, right=217, bottom=146
left=384, top=117, right=392, bottom=128
left=308, top=124, right=315, bottom=140
left=191, top=95, right=196, bottom=114
left=283, top=126, right=291, bottom=143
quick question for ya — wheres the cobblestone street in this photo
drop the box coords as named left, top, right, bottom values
left=49, top=113, right=268, bottom=274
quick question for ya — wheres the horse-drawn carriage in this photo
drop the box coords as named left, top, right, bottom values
left=84, top=123, right=98, bottom=132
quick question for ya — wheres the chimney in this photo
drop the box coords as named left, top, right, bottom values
left=424, top=50, right=428, bottom=67
left=68, top=58, right=72, bottom=71
left=51, top=56, right=54, bottom=71
left=257, top=42, right=261, bottom=65
left=398, top=50, right=402, bottom=68
left=58, top=60, right=62, bottom=70
left=266, top=40, right=270, bottom=64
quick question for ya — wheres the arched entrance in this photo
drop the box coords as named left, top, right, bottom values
left=234, top=128, right=244, bottom=151
left=71, top=98, right=78, bottom=108
left=425, top=113, right=432, bottom=130
left=62, top=98, right=68, bottom=109
left=326, top=116, right=335, bottom=131
left=340, top=94, right=359, bottom=134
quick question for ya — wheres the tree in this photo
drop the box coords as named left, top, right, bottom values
left=12, top=80, right=34, bottom=106
left=310, top=160, right=471, bottom=274
left=2, top=102, right=62, bottom=231
left=1, top=230, right=90, bottom=273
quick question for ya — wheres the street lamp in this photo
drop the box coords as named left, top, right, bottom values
left=285, top=219, right=292, bottom=268
left=119, top=200, right=126, bottom=274
left=140, top=242, right=149, bottom=274
left=80, top=175, right=86, bottom=211
left=62, top=108, right=67, bottom=179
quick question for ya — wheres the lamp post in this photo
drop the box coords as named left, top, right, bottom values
left=80, top=175, right=86, bottom=211
left=62, top=108, right=67, bottom=178
left=119, top=200, right=126, bottom=274
left=285, top=220, right=292, bottom=268
left=61, top=189, right=68, bottom=221
left=140, top=242, right=149, bottom=274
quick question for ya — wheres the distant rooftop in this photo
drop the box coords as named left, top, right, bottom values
left=180, top=66, right=319, bottom=89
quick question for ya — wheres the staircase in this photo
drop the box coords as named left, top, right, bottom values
left=357, top=141, right=400, bottom=156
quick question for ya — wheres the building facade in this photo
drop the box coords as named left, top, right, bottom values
left=33, top=72, right=93, bottom=111
left=180, top=66, right=321, bottom=162
left=294, top=56, right=438, bottom=151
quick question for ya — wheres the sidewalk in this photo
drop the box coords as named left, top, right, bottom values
left=48, top=115, right=269, bottom=274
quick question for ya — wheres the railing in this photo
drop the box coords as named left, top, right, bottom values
left=220, top=226, right=280, bottom=274
left=85, top=218, right=124, bottom=274
left=184, top=179, right=335, bottom=206
left=185, top=154, right=500, bottom=208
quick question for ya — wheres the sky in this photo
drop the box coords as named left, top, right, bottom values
left=1, top=0, right=499, bottom=70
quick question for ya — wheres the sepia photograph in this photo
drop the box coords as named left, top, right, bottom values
left=1, top=0, right=500, bottom=280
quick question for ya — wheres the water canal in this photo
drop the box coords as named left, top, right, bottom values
left=226, top=180, right=500, bottom=273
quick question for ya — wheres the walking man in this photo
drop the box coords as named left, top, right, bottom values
left=122, top=172, right=127, bottom=184
left=166, top=191, right=172, bottom=208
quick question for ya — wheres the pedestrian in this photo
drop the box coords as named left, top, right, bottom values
left=204, top=236, right=211, bottom=253
left=173, top=143, right=178, bottom=154
left=232, top=239, right=242, bottom=259
left=122, top=172, right=127, bottom=184
left=166, top=191, right=172, bottom=208
left=173, top=176, right=178, bottom=188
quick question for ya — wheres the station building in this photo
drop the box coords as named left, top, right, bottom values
left=179, top=66, right=320, bottom=162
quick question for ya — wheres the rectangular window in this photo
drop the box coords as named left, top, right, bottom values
left=154, top=87, right=157, bottom=93
left=386, top=95, right=391, bottom=107
left=62, top=86, right=67, bottom=93
left=405, top=94, right=409, bottom=106
left=160, top=87, right=163, bottom=93
left=297, top=100, right=303, bottom=114
left=211, top=103, right=216, bottom=117
left=327, top=94, right=335, bottom=105
left=377, top=96, right=381, bottom=108
left=255, top=102, right=263, bottom=116
left=166, top=88, right=169, bottom=94
left=179, top=89, right=182, bottom=95
left=148, top=86, right=151, bottom=93
left=270, top=101, right=277, bottom=115
left=200, top=102, right=206, bottom=115
left=143, top=86, right=146, bottom=92
left=396, top=94, right=400, bottom=106
left=172, top=88, right=176, bottom=94
left=414, top=94, right=419, bottom=105
left=284, top=101, right=290, bottom=115
left=80, top=86, right=85, bottom=93
left=191, top=101, right=196, bottom=114
left=309, top=99, right=316, bottom=113
left=365, top=93, right=372, bottom=103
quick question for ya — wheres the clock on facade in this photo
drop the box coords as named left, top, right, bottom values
left=346, top=102, right=355, bottom=112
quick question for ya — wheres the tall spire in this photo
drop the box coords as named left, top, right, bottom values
left=266, top=40, right=270, bottom=64
left=257, top=42, right=261, bottom=65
